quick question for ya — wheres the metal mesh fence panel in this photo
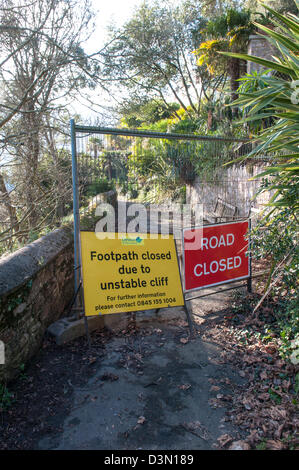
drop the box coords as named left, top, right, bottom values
left=73, top=126, right=251, bottom=219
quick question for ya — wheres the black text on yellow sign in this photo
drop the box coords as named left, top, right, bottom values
left=80, top=232, right=184, bottom=316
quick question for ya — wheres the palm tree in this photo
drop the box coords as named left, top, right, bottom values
left=193, top=8, right=254, bottom=116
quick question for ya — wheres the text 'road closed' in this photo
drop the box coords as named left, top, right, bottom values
left=183, top=221, right=249, bottom=291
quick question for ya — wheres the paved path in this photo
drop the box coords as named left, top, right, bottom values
left=38, top=285, right=247, bottom=450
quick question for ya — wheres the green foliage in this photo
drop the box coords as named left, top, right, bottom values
left=221, top=2, right=299, bottom=325
left=0, top=280, right=32, bottom=326
left=117, top=96, right=247, bottom=203
left=204, top=8, right=252, bottom=38
left=120, top=181, right=139, bottom=200
left=237, top=69, right=276, bottom=132
left=170, top=116, right=201, bottom=134
left=246, top=0, right=299, bottom=18
left=120, top=99, right=180, bottom=127
left=19, top=363, right=28, bottom=381
left=268, top=387, right=282, bottom=403
left=0, top=384, right=14, bottom=410
left=278, top=297, right=299, bottom=360
left=84, top=178, right=115, bottom=198
left=193, top=7, right=253, bottom=77
left=251, top=208, right=298, bottom=291
left=231, top=287, right=298, bottom=363
left=256, top=440, right=267, bottom=450
left=104, top=0, right=218, bottom=122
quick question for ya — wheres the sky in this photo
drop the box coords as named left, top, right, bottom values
left=71, top=0, right=144, bottom=122
left=85, top=0, right=143, bottom=54
left=85, top=0, right=182, bottom=53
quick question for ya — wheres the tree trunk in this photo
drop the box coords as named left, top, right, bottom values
left=230, top=57, right=241, bottom=118
left=207, top=108, right=213, bottom=130
left=0, top=173, right=20, bottom=235
left=23, top=98, right=40, bottom=231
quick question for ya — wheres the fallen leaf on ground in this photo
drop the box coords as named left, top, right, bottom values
left=265, top=345, right=277, bottom=355
left=266, top=440, right=285, bottom=450
left=180, top=338, right=188, bottom=344
left=258, top=393, right=269, bottom=401
left=274, top=423, right=285, bottom=439
left=217, top=434, right=233, bottom=447
left=260, top=370, right=268, bottom=380
left=178, top=384, right=191, bottom=390
left=182, top=421, right=209, bottom=441
left=228, top=440, right=251, bottom=450
left=177, top=320, right=188, bottom=327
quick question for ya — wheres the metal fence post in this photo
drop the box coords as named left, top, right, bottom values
left=70, top=119, right=81, bottom=311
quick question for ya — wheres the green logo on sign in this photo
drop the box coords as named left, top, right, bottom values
left=121, top=236, right=144, bottom=246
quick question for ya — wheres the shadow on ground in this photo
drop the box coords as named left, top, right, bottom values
left=40, top=304, right=247, bottom=450
left=0, top=285, right=249, bottom=450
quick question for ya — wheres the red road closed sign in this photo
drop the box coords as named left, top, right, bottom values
left=183, top=220, right=250, bottom=292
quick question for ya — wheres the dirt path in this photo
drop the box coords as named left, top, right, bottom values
left=38, top=315, right=247, bottom=450
left=0, top=285, right=247, bottom=450
left=0, top=283, right=297, bottom=450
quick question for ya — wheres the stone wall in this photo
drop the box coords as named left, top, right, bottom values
left=187, top=162, right=270, bottom=221
left=247, top=34, right=279, bottom=74
left=0, top=189, right=118, bottom=384
left=0, top=227, right=74, bottom=384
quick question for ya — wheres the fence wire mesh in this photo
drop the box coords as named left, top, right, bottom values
left=74, top=127, right=251, bottom=222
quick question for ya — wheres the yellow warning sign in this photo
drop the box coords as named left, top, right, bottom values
left=80, top=232, right=184, bottom=316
